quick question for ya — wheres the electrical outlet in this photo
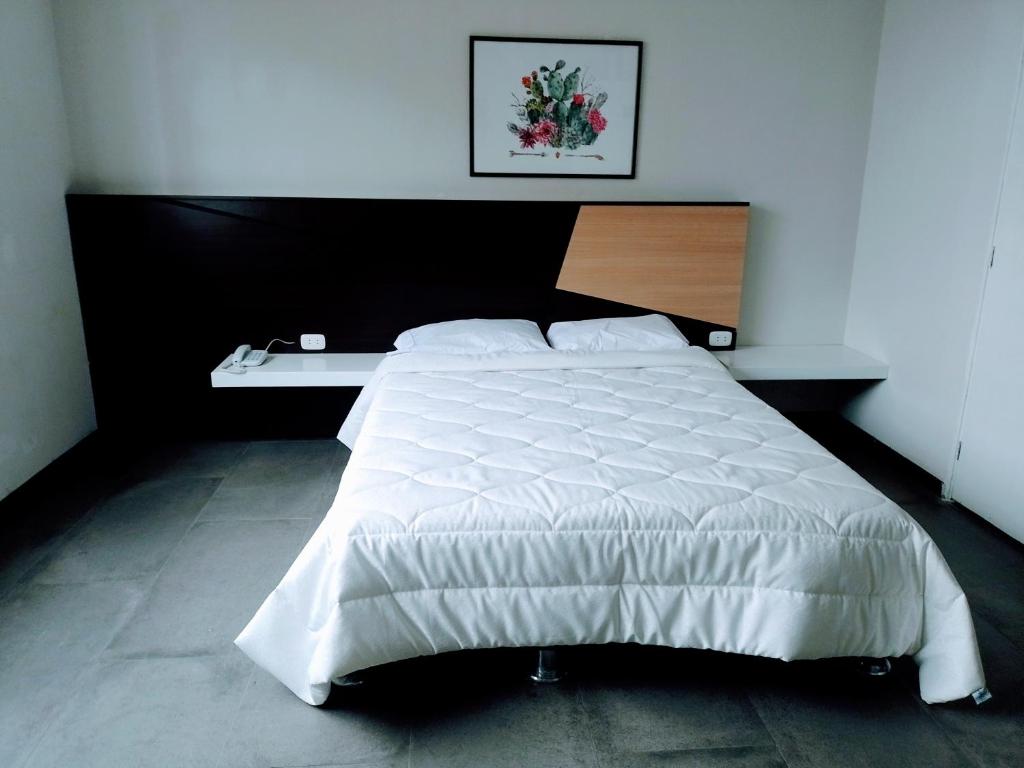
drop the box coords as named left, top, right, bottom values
left=708, top=330, right=733, bottom=347
left=300, top=333, right=326, bottom=351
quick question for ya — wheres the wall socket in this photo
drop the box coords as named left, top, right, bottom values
left=708, top=330, right=733, bottom=347
left=300, top=333, right=326, bottom=351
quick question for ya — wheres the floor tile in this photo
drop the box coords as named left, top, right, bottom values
left=0, top=580, right=146, bottom=768
left=130, top=440, right=248, bottom=480
left=225, top=440, right=341, bottom=486
left=902, top=501, right=1024, bottom=649
left=903, top=502, right=1024, bottom=583
left=21, top=654, right=251, bottom=768
left=106, top=519, right=308, bottom=657
left=409, top=681, right=600, bottom=768
left=29, top=478, right=220, bottom=585
left=274, top=761, right=408, bottom=768
left=582, top=680, right=773, bottom=754
left=224, top=667, right=410, bottom=768
left=0, top=440, right=128, bottom=599
left=966, top=593, right=1024, bottom=653
left=199, top=479, right=326, bottom=521
left=917, top=616, right=1024, bottom=768
left=199, top=440, right=341, bottom=521
left=317, top=443, right=351, bottom=515
left=749, top=664, right=971, bottom=768
left=0, top=536, right=69, bottom=602
left=598, top=745, right=787, bottom=768
left=996, top=620, right=1024, bottom=653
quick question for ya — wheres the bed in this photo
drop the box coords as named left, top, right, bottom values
left=235, top=345, right=985, bottom=706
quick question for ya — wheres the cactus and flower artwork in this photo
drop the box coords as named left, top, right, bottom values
left=471, top=37, right=642, bottom=178
left=510, top=60, right=608, bottom=155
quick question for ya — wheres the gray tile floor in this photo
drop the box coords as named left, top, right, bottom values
left=1, top=418, right=1022, bottom=768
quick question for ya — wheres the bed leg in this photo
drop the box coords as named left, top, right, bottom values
left=334, top=672, right=366, bottom=687
left=857, top=657, right=892, bottom=677
left=530, top=648, right=564, bottom=683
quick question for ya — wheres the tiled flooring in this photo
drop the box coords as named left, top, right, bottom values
left=0, top=416, right=1021, bottom=767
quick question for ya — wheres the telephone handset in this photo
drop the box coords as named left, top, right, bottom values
left=224, top=339, right=295, bottom=373
left=232, top=344, right=268, bottom=367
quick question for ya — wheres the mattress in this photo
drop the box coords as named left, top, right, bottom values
left=235, top=347, right=984, bottom=705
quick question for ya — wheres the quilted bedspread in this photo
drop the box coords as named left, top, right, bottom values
left=235, top=348, right=984, bottom=705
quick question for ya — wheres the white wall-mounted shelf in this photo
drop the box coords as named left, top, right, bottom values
left=211, top=353, right=386, bottom=388
left=711, top=344, right=888, bottom=381
left=210, top=345, right=888, bottom=388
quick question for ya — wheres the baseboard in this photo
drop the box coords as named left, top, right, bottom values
left=0, top=429, right=112, bottom=564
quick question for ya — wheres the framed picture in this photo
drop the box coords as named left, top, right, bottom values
left=470, top=36, right=642, bottom=178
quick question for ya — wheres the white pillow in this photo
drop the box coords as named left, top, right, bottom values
left=393, top=318, right=551, bottom=354
left=546, top=314, right=690, bottom=352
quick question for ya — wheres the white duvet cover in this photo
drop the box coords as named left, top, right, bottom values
left=236, top=348, right=984, bottom=705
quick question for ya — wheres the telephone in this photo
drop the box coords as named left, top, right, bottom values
left=223, top=339, right=295, bottom=373
left=231, top=344, right=268, bottom=367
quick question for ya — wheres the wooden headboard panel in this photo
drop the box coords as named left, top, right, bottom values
left=557, top=204, right=749, bottom=328
left=66, top=196, right=749, bottom=437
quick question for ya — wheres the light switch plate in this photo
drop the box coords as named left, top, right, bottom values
left=300, top=333, right=326, bottom=351
left=708, top=330, right=733, bottom=347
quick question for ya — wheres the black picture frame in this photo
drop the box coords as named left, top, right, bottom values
left=470, top=35, right=642, bottom=179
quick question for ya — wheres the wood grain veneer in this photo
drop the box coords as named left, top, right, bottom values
left=556, top=204, right=749, bottom=328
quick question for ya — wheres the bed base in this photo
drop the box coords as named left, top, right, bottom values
left=528, top=653, right=901, bottom=684
left=530, top=649, right=564, bottom=683
left=335, top=653, right=993, bottom=707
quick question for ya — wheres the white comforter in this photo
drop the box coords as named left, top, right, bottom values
left=235, top=348, right=984, bottom=705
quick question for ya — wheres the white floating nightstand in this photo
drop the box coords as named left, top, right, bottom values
left=211, top=353, right=387, bottom=388
left=210, top=346, right=888, bottom=388
left=712, top=345, right=888, bottom=381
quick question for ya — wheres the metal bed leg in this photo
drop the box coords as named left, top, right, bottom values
left=857, top=657, right=892, bottom=677
left=334, top=672, right=366, bottom=687
left=530, top=649, right=563, bottom=683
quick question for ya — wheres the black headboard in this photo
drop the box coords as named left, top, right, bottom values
left=66, top=195, right=745, bottom=437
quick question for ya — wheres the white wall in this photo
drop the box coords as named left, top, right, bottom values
left=51, top=0, right=884, bottom=346
left=0, top=0, right=95, bottom=500
left=844, top=0, right=1024, bottom=480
